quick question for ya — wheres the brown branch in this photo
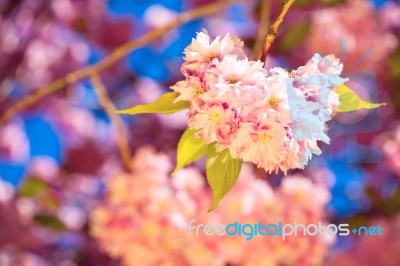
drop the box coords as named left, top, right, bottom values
left=90, top=74, right=132, bottom=172
left=0, top=0, right=247, bottom=125
left=260, top=0, right=296, bottom=62
left=253, top=0, right=270, bottom=59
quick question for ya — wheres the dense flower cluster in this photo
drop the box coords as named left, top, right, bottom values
left=91, top=146, right=333, bottom=266
left=172, top=32, right=347, bottom=173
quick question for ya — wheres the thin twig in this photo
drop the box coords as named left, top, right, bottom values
left=252, top=0, right=270, bottom=59
left=90, top=74, right=132, bottom=172
left=0, top=0, right=247, bottom=125
left=260, top=0, right=296, bottom=62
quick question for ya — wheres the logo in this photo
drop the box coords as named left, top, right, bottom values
left=188, top=219, right=384, bottom=241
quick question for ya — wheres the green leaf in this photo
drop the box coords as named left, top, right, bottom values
left=280, top=22, right=311, bottom=53
left=388, top=47, right=400, bottom=79
left=19, top=177, right=48, bottom=197
left=347, top=214, right=370, bottom=230
left=34, top=214, right=66, bottom=231
left=385, top=188, right=400, bottom=214
left=293, top=0, right=312, bottom=7
left=206, top=145, right=242, bottom=212
left=365, top=186, right=385, bottom=211
left=172, top=128, right=207, bottom=175
left=281, top=0, right=311, bottom=7
left=388, top=47, right=400, bottom=107
left=116, top=92, right=189, bottom=115
left=336, top=84, right=384, bottom=112
left=321, top=0, right=345, bottom=6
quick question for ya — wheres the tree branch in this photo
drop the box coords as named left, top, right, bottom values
left=90, top=74, right=132, bottom=172
left=260, top=0, right=296, bottom=62
left=0, top=0, right=247, bottom=125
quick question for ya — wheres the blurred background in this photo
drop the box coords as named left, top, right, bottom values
left=0, top=0, right=399, bottom=265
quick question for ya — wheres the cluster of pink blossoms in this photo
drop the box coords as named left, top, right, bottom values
left=172, top=31, right=348, bottom=173
left=304, top=0, right=398, bottom=72
left=91, top=146, right=333, bottom=266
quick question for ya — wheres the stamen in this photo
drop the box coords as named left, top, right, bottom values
left=258, top=132, right=272, bottom=143
left=208, top=113, right=221, bottom=123
left=227, top=74, right=240, bottom=84
left=193, top=88, right=204, bottom=96
left=267, top=97, right=280, bottom=108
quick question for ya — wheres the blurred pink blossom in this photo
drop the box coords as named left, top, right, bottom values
left=381, top=2, right=400, bottom=30
left=302, top=0, right=397, bottom=72
left=0, top=179, right=14, bottom=203
left=91, top=146, right=333, bottom=266
left=144, top=5, right=178, bottom=29
left=375, top=124, right=400, bottom=177
left=28, top=156, right=59, bottom=182
left=0, top=122, right=29, bottom=163
left=328, top=214, right=400, bottom=266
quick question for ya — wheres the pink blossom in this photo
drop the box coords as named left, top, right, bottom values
left=171, top=77, right=204, bottom=102
left=183, top=31, right=245, bottom=76
left=188, top=104, right=235, bottom=144
left=302, top=0, right=397, bottom=72
left=0, top=122, right=30, bottom=163
left=172, top=32, right=347, bottom=173
left=91, top=147, right=334, bottom=266
left=329, top=214, right=400, bottom=266
left=375, top=124, right=400, bottom=177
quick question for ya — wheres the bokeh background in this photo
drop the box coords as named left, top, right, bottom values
left=0, top=0, right=400, bottom=265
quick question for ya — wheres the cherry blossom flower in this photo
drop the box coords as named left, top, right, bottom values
left=183, top=31, right=245, bottom=75
left=172, top=31, right=347, bottom=173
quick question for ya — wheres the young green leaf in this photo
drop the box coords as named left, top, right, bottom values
left=336, top=84, right=384, bottom=112
left=206, top=145, right=242, bottom=212
left=116, top=92, right=189, bottom=115
left=19, top=177, right=48, bottom=198
left=293, top=0, right=312, bottom=7
left=280, top=22, right=311, bottom=53
left=321, top=0, right=345, bottom=6
left=172, top=128, right=207, bottom=175
left=33, top=214, right=66, bottom=231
